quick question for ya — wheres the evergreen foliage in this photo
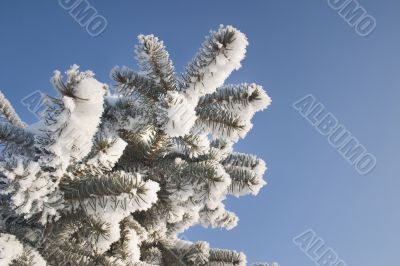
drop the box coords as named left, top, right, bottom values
left=0, top=25, right=276, bottom=266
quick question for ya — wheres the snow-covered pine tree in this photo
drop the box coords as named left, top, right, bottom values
left=0, top=25, right=274, bottom=266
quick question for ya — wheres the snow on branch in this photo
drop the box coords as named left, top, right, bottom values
left=0, top=233, right=24, bottom=265
left=135, top=34, right=177, bottom=91
left=60, top=171, right=159, bottom=253
left=168, top=239, right=210, bottom=265
left=222, top=152, right=267, bottom=196
left=198, top=83, right=271, bottom=114
left=208, top=248, right=247, bottom=266
left=196, top=83, right=271, bottom=141
left=0, top=25, right=274, bottom=266
left=0, top=91, right=26, bottom=128
left=86, top=135, right=127, bottom=170
left=182, top=25, right=248, bottom=98
left=0, top=160, right=62, bottom=223
left=199, top=203, right=239, bottom=230
left=0, top=233, right=46, bottom=266
left=35, top=65, right=107, bottom=173
left=160, top=25, right=249, bottom=138
left=111, top=66, right=165, bottom=101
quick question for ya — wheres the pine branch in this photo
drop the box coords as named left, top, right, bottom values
left=222, top=152, right=266, bottom=196
left=158, top=159, right=225, bottom=186
left=9, top=247, right=46, bottom=266
left=199, top=204, right=238, bottom=230
left=181, top=27, right=236, bottom=86
left=170, top=134, right=210, bottom=158
left=185, top=161, right=225, bottom=184
left=224, top=167, right=259, bottom=193
left=168, top=239, right=210, bottom=266
left=0, top=26, right=272, bottom=266
left=208, top=248, right=246, bottom=266
left=103, top=97, right=155, bottom=134
left=118, top=127, right=170, bottom=166
left=141, top=247, right=163, bottom=265
left=108, top=216, right=147, bottom=263
left=208, top=139, right=235, bottom=161
left=60, top=171, right=148, bottom=201
left=9, top=251, right=36, bottom=266
left=221, top=152, right=261, bottom=169
left=135, top=34, right=177, bottom=91
left=40, top=210, right=114, bottom=265
left=0, top=91, right=26, bottom=128
left=111, top=66, right=164, bottom=101
left=195, top=105, right=245, bottom=138
left=197, top=83, right=264, bottom=109
left=181, top=25, right=248, bottom=97
left=0, top=122, right=34, bottom=147
left=51, top=65, right=95, bottom=100
left=144, top=131, right=170, bottom=162
left=119, top=125, right=157, bottom=154
left=34, top=65, right=106, bottom=175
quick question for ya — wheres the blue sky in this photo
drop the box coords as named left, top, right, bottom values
left=1, top=0, right=399, bottom=265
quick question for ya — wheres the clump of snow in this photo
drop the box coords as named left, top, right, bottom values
left=0, top=160, right=62, bottom=223
left=42, top=65, right=106, bottom=173
left=166, top=203, right=186, bottom=224
left=27, top=247, right=47, bottom=266
left=87, top=137, right=127, bottom=169
left=62, top=95, right=76, bottom=111
left=174, top=157, right=183, bottom=165
left=0, top=233, right=24, bottom=265
left=168, top=184, right=194, bottom=203
left=124, top=228, right=141, bottom=262
left=247, top=83, right=272, bottom=112
left=161, top=91, right=197, bottom=137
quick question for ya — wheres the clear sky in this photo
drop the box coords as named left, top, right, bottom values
left=1, top=0, right=399, bottom=265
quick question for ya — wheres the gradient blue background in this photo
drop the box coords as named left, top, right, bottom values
left=1, top=1, right=399, bottom=265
